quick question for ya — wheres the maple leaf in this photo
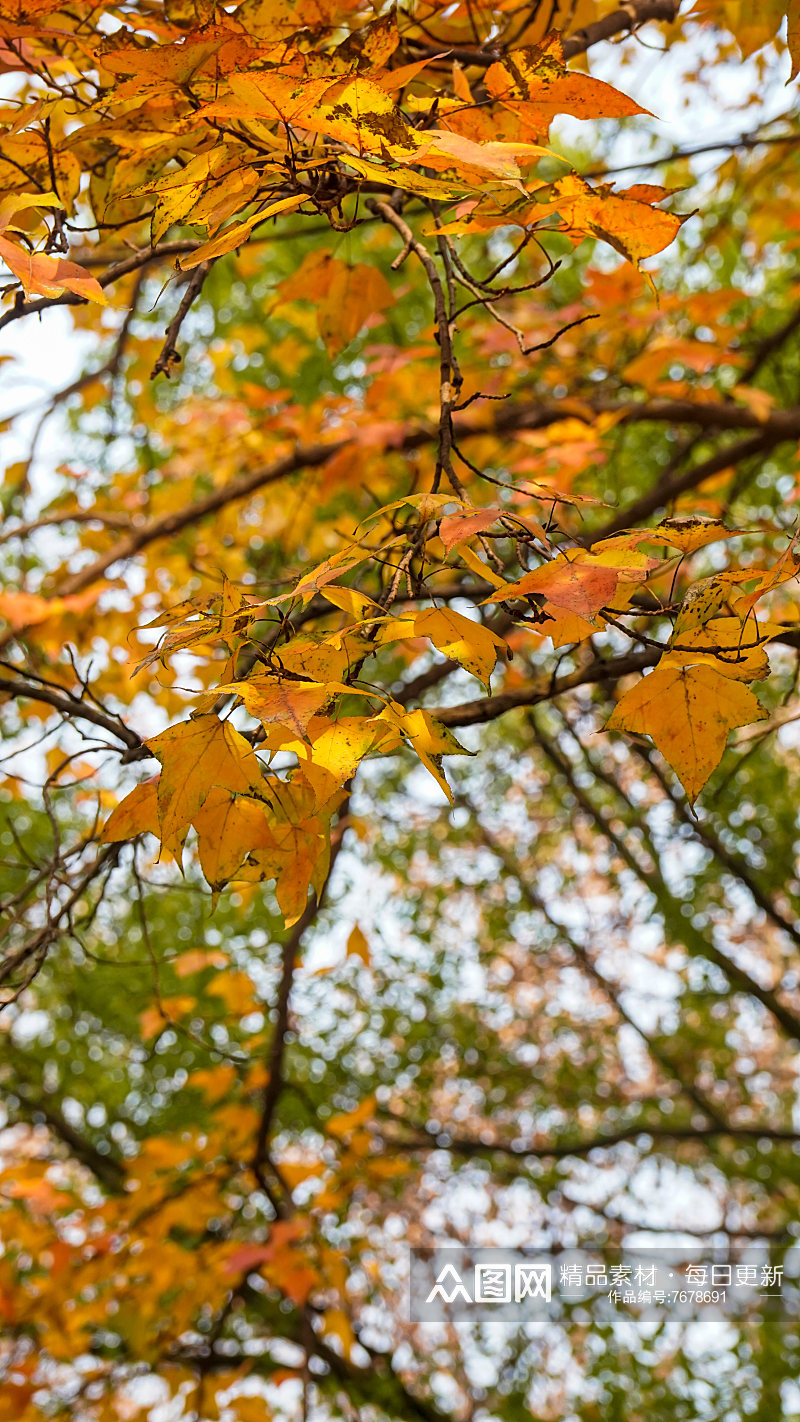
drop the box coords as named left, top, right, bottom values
left=484, top=35, right=650, bottom=133
left=0, top=235, right=109, bottom=304
left=100, top=778, right=162, bottom=845
left=207, top=968, right=258, bottom=1016
left=372, top=704, right=473, bottom=802
left=733, top=536, right=800, bottom=613
left=419, top=130, right=551, bottom=182
left=413, top=607, right=506, bottom=688
left=275, top=251, right=394, bottom=355
left=531, top=173, right=687, bottom=269
left=674, top=573, right=751, bottom=634
left=606, top=664, right=767, bottom=802
left=536, top=604, right=597, bottom=648
left=146, top=714, right=264, bottom=855
left=245, top=1220, right=319, bottom=1307
left=302, top=75, right=422, bottom=157
left=179, top=194, right=307, bottom=269
left=278, top=542, right=385, bottom=606
left=322, top=1305, right=355, bottom=1359
left=662, top=616, right=776, bottom=682
left=215, top=677, right=331, bottom=738
left=487, top=553, right=621, bottom=624
left=0, top=588, right=100, bottom=633
left=439, top=506, right=548, bottom=551
left=191, top=786, right=274, bottom=889
left=295, top=716, right=382, bottom=806
left=603, top=517, right=748, bottom=555
left=227, top=1398, right=272, bottom=1422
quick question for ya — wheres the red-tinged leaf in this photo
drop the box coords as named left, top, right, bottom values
left=224, top=1243, right=272, bottom=1276
left=0, top=235, right=109, bottom=303
left=527, top=174, right=687, bottom=269
left=172, top=948, right=228, bottom=977
left=0, top=0, right=67, bottom=18
left=439, top=508, right=505, bottom=550
left=438, top=506, right=548, bottom=550
left=275, top=250, right=394, bottom=354
left=487, top=554, right=620, bottom=624
left=374, top=54, right=442, bottom=92
left=420, top=130, right=552, bottom=179
left=734, top=535, right=800, bottom=612
left=0, top=587, right=100, bottom=632
left=484, top=34, right=651, bottom=133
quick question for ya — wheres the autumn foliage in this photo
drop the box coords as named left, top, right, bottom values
left=4, top=0, right=800, bottom=1416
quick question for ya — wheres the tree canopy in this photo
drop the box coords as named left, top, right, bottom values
left=3, top=0, right=800, bottom=1416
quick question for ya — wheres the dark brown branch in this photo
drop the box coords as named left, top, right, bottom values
left=0, top=673, right=142, bottom=751
left=0, top=241, right=198, bottom=332
left=20, top=395, right=800, bottom=610
left=405, top=1, right=682, bottom=68
left=0, top=508, right=131, bottom=546
left=368, top=199, right=463, bottom=497
left=151, top=261, right=211, bottom=379
left=382, top=1116, right=800, bottom=1161
left=9, top=1079, right=124, bottom=1192
left=431, top=648, right=659, bottom=726
left=253, top=798, right=351, bottom=1175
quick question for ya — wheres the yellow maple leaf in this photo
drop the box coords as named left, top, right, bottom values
left=413, top=607, right=506, bottom=689
left=179, top=193, right=307, bottom=269
left=207, top=969, right=259, bottom=1018
left=100, top=778, right=161, bottom=844
left=322, top=1305, right=355, bottom=1359
left=606, top=664, right=767, bottom=802
left=192, top=786, right=274, bottom=888
left=372, top=704, right=472, bottom=802
left=215, top=677, right=331, bottom=738
left=227, top=1396, right=272, bottom=1422
left=146, top=714, right=264, bottom=855
left=301, top=717, right=380, bottom=799
left=674, top=572, right=755, bottom=634
left=662, top=615, right=777, bottom=682
left=302, top=75, right=421, bottom=157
